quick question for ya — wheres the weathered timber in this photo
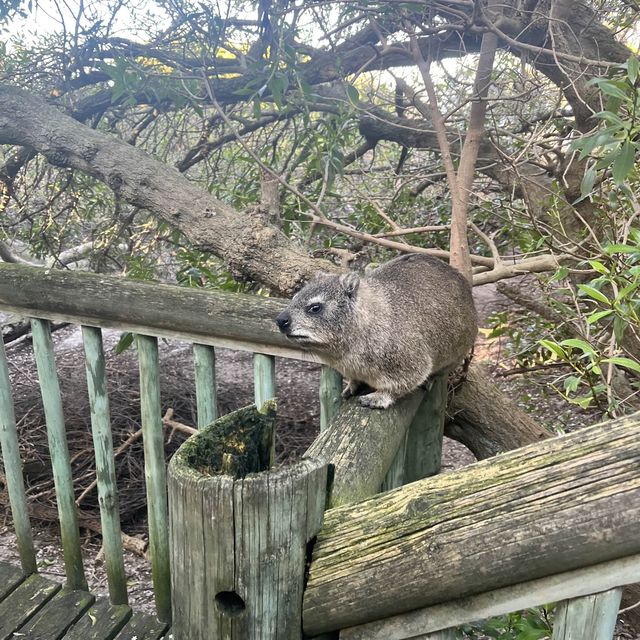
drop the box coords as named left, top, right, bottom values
left=305, top=391, right=424, bottom=507
left=340, top=554, right=640, bottom=640
left=17, top=587, right=95, bottom=639
left=193, top=343, right=218, bottom=428
left=303, top=413, right=640, bottom=635
left=136, top=335, right=171, bottom=622
left=113, top=611, right=168, bottom=640
left=404, top=374, right=447, bottom=483
left=31, top=318, right=88, bottom=591
left=0, top=339, right=36, bottom=573
left=168, top=404, right=329, bottom=640
left=0, top=574, right=60, bottom=639
left=319, top=367, right=342, bottom=431
left=0, top=263, right=309, bottom=360
left=552, top=588, right=623, bottom=640
left=82, top=326, right=128, bottom=605
left=65, top=599, right=132, bottom=640
left=0, top=562, right=25, bottom=600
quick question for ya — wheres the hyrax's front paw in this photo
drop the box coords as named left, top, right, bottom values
left=342, top=379, right=362, bottom=400
left=359, top=391, right=395, bottom=410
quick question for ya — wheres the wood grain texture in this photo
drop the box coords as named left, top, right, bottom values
left=305, top=391, right=424, bottom=508
left=303, top=413, right=640, bottom=635
left=136, top=335, right=171, bottom=622
left=82, top=326, right=128, bottom=605
left=0, top=339, right=36, bottom=573
left=17, top=587, right=95, bottom=639
left=340, top=553, right=640, bottom=640
left=0, top=574, right=60, bottom=639
left=0, top=264, right=312, bottom=360
left=65, top=598, right=132, bottom=640
left=319, top=367, right=342, bottom=432
left=193, top=343, right=218, bottom=428
left=112, top=611, right=168, bottom=640
left=168, top=405, right=329, bottom=640
left=552, top=588, right=623, bottom=640
left=31, top=318, right=87, bottom=591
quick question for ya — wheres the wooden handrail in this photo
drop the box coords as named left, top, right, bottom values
left=302, top=412, right=640, bottom=635
left=0, top=264, right=312, bottom=360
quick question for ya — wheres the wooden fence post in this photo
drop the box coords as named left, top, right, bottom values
left=552, top=588, right=623, bottom=640
left=168, top=404, right=329, bottom=640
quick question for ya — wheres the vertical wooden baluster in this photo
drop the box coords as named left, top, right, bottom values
left=403, top=374, right=448, bottom=483
left=319, top=367, right=342, bottom=432
left=254, top=353, right=276, bottom=464
left=136, top=334, right=171, bottom=622
left=0, top=338, right=36, bottom=574
left=193, top=344, right=217, bottom=428
left=82, top=326, right=128, bottom=605
left=381, top=431, right=408, bottom=491
left=31, top=318, right=87, bottom=590
left=553, top=588, right=623, bottom=640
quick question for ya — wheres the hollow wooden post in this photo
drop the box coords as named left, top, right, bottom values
left=193, top=343, right=217, bottom=428
left=31, top=318, right=88, bottom=591
left=168, top=403, right=328, bottom=640
left=552, top=588, right=623, bottom=640
left=0, top=338, right=36, bottom=574
left=319, top=367, right=342, bottom=431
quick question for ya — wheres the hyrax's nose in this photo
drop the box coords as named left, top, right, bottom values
left=276, top=311, right=291, bottom=333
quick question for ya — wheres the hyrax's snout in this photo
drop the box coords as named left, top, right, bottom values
left=275, top=311, right=292, bottom=334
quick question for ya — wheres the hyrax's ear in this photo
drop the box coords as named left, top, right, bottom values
left=339, top=272, right=360, bottom=297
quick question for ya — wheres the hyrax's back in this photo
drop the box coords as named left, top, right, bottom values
left=366, top=254, right=477, bottom=376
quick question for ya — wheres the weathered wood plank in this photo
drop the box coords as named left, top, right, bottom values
left=65, top=598, right=131, bottom=640
left=0, top=574, right=60, bottom=640
left=0, top=562, right=26, bottom=600
left=31, top=318, right=87, bottom=591
left=17, top=587, right=94, bottom=639
left=136, top=335, right=171, bottom=623
left=303, top=413, right=640, bottom=635
left=380, top=432, right=408, bottom=492
left=193, top=343, right=218, bottom=428
left=552, top=588, right=623, bottom=640
left=82, top=326, right=128, bottom=605
left=113, top=611, right=168, bottom=640
left=403, top=374, right=447, bottom=483
left=0, top=264, right=311, bottom=360
left=305, top=391, right=424, bottom=507
left=168, top=404, right=329, bottom=640
left=319, top=367, right=342, bottom=431
left=340, top=553, right=640, bottom=640
left=0, top=339, right=36, bottom=574
left=253, top=353, right=276, bottom=410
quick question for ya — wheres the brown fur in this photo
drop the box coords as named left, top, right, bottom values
left=276, top=254, right=478, bottom=408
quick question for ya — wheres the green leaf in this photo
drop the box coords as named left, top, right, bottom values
left=587, top=309, right=614, bottom=324
left=345, top=84, right=360, bottom=104
left=579, top=162, right=596, bottom=199
left=604, top=243, right=638, bottom=254
left=115, top=332, right=134, bottom=354
left=614, top=315, right=628, bottom=342
left=560, top=338, right=596, bottom=355
left=612, top=140, right=636, bottom=184
left=588, top=260, right=609, bottom=275
left=539, top=339, right=567, bottom=360
left=628, top=55, right=639, bottom=84
left=595, top=79, right=629, bottom=100
left=602, top=356, right=640, bottom=374
left=577, top=284, right=610, bottom=304
left=564, top=375, right=580, bottom=393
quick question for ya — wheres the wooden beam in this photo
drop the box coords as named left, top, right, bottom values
left=303, top=413, right=640, bottom=635
left=305, top=391, right=425, bottom=508
left=0, top=263, right=312, bottom=360
left=340, top=554, right=640, bottom=640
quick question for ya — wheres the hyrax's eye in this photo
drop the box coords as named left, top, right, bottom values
left=306, top=303, right=324, bottom=315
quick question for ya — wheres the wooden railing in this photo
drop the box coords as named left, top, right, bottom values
left=0, top=263, right=639, bottom=640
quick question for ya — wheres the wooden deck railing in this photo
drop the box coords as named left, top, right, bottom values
left=0, top=263, right=638, bottom=640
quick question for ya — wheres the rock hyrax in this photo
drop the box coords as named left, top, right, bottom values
left=275, top=254, right=478, bottom=409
